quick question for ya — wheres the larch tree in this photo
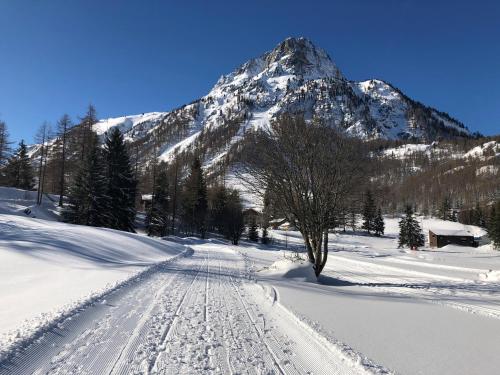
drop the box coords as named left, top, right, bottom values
left=35, top=122, right=52, bottom=205
left=222, top=189, right=245, bottom=245
left=56, top=114, right=72, bottom=207
left=208, top=184, right=228, bottom=235
left=78, top=105, right=98, bottom=163
left=169, top=159, right=180, bottom=234
left=0, top=120, right=12, bottom=168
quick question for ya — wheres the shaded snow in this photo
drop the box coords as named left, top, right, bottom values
left=0, top=188, right=184, bottom=356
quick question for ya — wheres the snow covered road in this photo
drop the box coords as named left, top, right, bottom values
left=0, top=243, right=368, bottom=375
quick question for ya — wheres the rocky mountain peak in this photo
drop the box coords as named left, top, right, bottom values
left=215, top=37, right=343, bottom=90
left=263, top=37, right=342, bottom=79
left=82, top=37, right=471, bottom=170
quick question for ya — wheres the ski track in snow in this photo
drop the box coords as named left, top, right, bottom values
left=0, top=244, right=369, bottom=375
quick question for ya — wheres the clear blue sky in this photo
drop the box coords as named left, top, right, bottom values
left=1, top=0, right=498, bottom=143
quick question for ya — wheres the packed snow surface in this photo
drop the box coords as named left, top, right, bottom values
left=0, top=240, right=373, bottom=374
left=2, top=187, right=500, bottom=374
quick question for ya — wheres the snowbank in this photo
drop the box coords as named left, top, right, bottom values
left=0, top=188, right=186, bottom=356
left=262, top=257, right=317, bottom=282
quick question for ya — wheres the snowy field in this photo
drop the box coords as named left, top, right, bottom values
left=1, top=187, right=500, bottom=374
left=0, top=188, right=186, bottom=360
left=241, top=219, right=500, bottom=375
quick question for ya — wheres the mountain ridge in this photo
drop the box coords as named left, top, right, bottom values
left=89, top=37, right=471, bottom=168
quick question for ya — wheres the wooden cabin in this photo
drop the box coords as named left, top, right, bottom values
left=243, top=208, right=260, bottom=225
left=429, top=229, right=477, bottom=248
left=140, top=194, right=152, bottom=212
left=269, top=218, right=287, bottom=230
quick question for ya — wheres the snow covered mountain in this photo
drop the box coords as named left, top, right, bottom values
left=91, top=37, right=470, bottom=168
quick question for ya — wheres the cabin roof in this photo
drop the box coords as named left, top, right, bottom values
left=429, top=229, right=473, bottom=237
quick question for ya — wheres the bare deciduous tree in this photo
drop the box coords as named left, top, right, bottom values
left=238, top=116, right=366, bottom=278
left=57, top=114, right=72, bottom=206
left=0, top=120, right=12, bottom=168
left=35, top=122, right=52, bottom=205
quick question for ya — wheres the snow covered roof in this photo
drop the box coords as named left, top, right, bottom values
left=269, top=218, right=286, bottom=224
left=429, top=229, right=473, bottom=237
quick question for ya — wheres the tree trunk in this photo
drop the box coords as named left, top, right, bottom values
left=302, top=231, right=315, bottom=263
left=59, top=126, right=66, bottom=207
left=171, top=162, right=178, bottom=234
left=37, top=142, right=44, bottom=205
left=319, top=229, right=329, bottom=274
left=40, top=147, right=48, bottom=204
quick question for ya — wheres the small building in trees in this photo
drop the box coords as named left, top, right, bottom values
left=243, top=208, right=260, bottom=224
left=140, top=194, right=152, bottom=212
left=269, top=218, right=287, bottom=230
left=428, top=229, right=477, bottom=248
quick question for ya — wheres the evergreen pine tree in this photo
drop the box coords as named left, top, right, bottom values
left=181, top=157, right=208, bottom=238
left=487, top=201, right=500, bottom=249
left=63, top=135, right=108, bottom=226
left=104, top=128, right=137, bottom=232
left=398, top=205, right=425, bottom=250
left=247, top=217, right=259, bottom=242
left=261, top=226, right=270, bottom=244
left=260, top=187, right=272, bottom=244
left=451, top=210, right=458, bottom=222
left=362, top=190, right=376, bottom=234
left=146, top=170, right=170, bottom=237
left=440, top=197, right=452, bottom=221
left=472, top=202, right=485, bottom=227
left=349, top=207, right=357, bottom=232
left=374, top=207, right=385, bottom=236
left=4, top=140, right=34, bottom=190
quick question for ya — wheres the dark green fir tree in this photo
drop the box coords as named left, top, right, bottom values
left=398, top=205, right=425, bottom=250
left=362, top=190, right=376, bottom=234
left=63, top=135, right=108, bottom=227
left=374, top=207, right=385, bottom=237
left=248, top=217, right=259, bottom=242
left=104, top=128, right=137, bottom=232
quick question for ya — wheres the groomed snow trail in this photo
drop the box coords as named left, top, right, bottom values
left=0, top=243, right=367, bottom=375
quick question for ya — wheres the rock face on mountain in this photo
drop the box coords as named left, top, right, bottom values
left=92, top=37, right=470, bottom=169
